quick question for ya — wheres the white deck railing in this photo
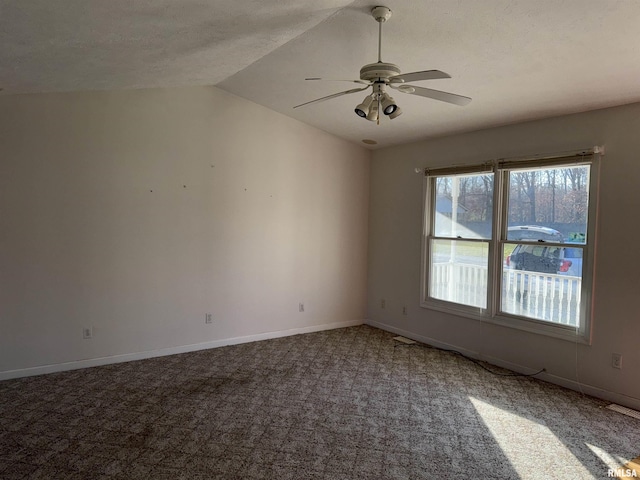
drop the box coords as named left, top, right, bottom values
left=430, top=263, right=581, bottom=326
left=431, top=262, right=489, bottom=309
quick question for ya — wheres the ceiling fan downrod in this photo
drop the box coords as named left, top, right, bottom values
left=371, top=6, right=392, bottom=63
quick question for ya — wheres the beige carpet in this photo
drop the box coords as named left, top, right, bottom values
left=1, top=325, right=639, bottom=479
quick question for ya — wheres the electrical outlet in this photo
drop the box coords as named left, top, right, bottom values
left=402, top=306, right=407, bottom=315
left=82, top=327, right=93, bottom=339
left=299, top=303, right=305, bottom=313
left=205, top=313, right=213, bottom=324
left=381, top=299, right=386, bottom=309
left=612, top=353, right=623, bottom=369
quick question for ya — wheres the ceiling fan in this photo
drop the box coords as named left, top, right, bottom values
left=294, top=6, right=471, bottom=123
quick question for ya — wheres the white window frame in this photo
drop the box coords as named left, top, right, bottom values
left=420, top=148, right=601, bottom=344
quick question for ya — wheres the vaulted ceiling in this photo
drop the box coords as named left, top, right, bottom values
left=2, top=0, right=640, bottom=148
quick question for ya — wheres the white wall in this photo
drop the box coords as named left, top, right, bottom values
left=368, top=102, right=640, bottom=409
left=0, top=86, right=370, bottom=376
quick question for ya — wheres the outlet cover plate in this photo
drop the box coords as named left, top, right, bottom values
left=612, top=353, right=622, bottom=369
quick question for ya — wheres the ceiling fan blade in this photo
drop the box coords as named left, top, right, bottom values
left=293, top=86, right=370, bottom=109
left=389, top=70, right=451, bottom=83
left=306, top=78, right=371, bottom=85
left=395, top=84, right=471, bottom=106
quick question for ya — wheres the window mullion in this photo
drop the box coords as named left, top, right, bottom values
left=488, top=169, right=507, bottom=317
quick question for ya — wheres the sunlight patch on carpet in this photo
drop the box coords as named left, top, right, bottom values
left=469, top=396, right=592, bottom=478
left=586, top=443, right=632, bottom=474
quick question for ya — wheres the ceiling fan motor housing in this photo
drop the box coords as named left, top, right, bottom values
left=371, top=6, right=392, bottom=22
left=359, top=62, right=401, bottom=82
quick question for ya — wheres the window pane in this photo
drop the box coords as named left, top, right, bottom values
left=430, top=239, right=488, bottom=308
left=506, top=165, right=590, bottom=244
left=434, top=173, right=493, bottom=239
left=502, top=243, right=582, bottom=326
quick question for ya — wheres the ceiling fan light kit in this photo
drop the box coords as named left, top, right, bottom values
left=294, top=5, right=471, bottom=124
left=366, top=102, right=379, bottom=122
left=355, top=95, right=375, bottom=117
left=388, top=106, right=403, bottom=119
left=381, top=93, right=397, bottom=115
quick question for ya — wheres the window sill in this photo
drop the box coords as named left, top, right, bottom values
left=420, top=300, right=591, bottom=345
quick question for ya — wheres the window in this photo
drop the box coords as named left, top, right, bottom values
left=427, top=171, right=493, bottom=309
left=421, top=150, right=599, bottom=342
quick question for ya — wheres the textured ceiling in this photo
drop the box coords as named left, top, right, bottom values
left=2, top=0, right=640, bottom=149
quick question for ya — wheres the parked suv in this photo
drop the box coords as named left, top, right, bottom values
left=505, top=225, right=583, bottom=276
left=504, top=227, right=583, bottom=316
left=506, top=244, right=573, bottom=274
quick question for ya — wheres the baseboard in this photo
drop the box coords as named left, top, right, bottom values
left=0, top=319, right=364, bottom=381
left=366, top=319, right=640, bottom=412
left=366, top=319, right=483, bottom=360
left=533, top=371, right=640, bottom=412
